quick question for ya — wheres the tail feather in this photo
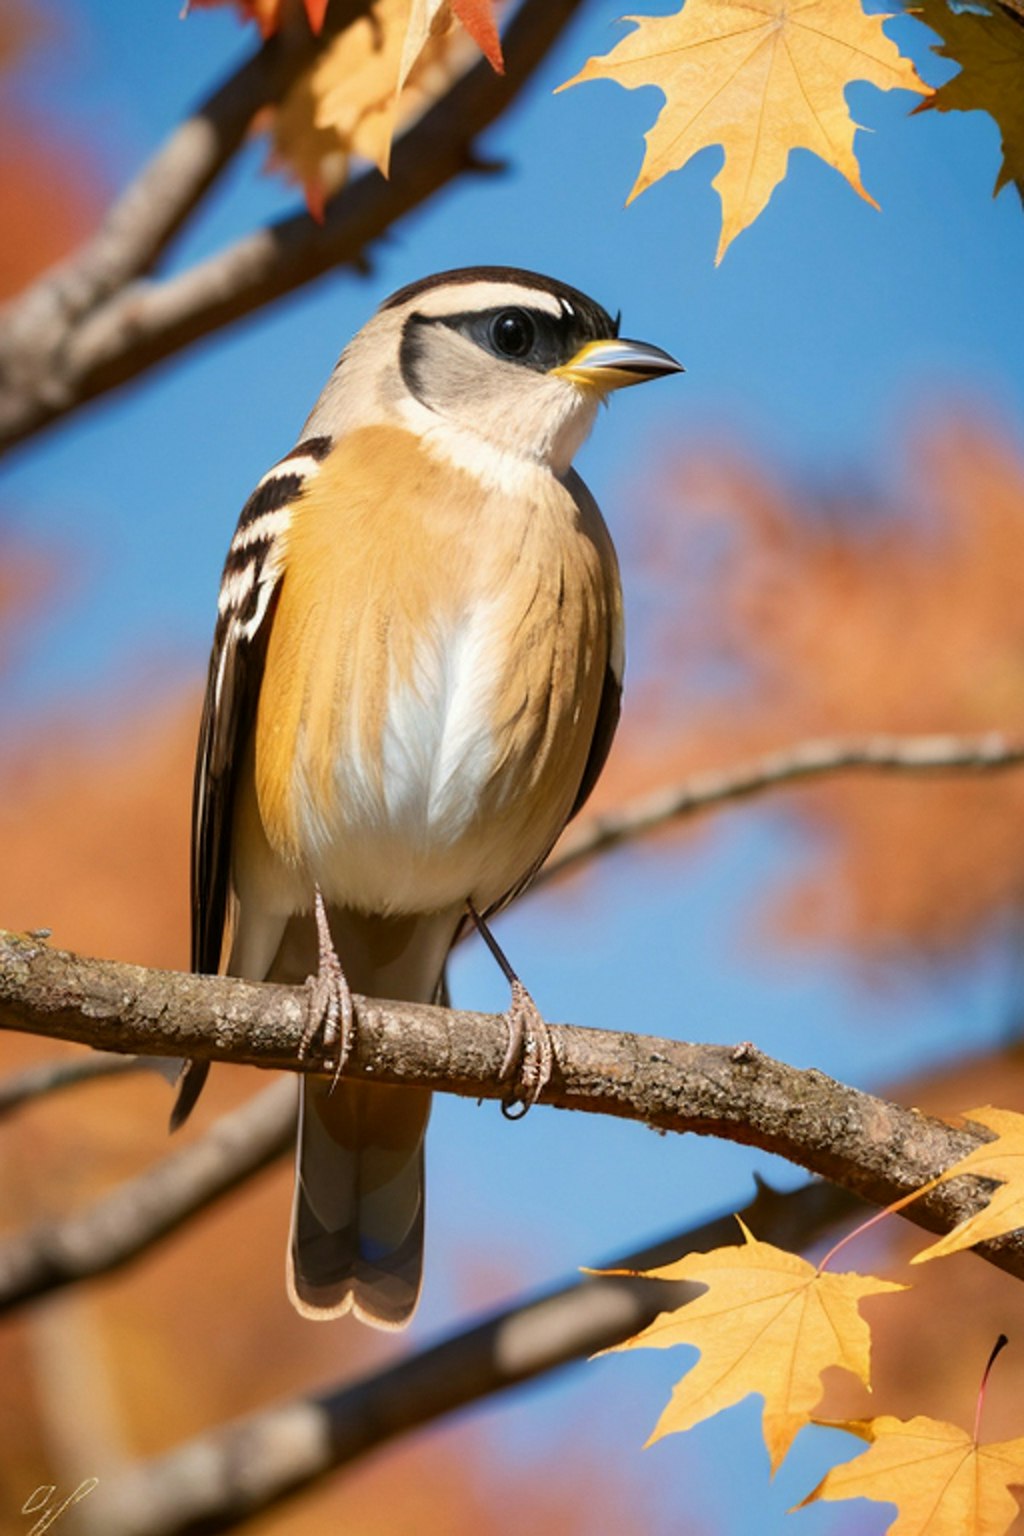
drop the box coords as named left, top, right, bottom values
left=288, top=1077, right=431, bottom=1327
left=272, top=903, right=459, bottom=1326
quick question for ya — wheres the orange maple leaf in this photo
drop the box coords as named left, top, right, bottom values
left=452, top=0, right=502, bottom=72
left=560, top=0, right=929, bottom=261
left=187, top=0, right=327, bottom=38
left=602, top=1220, right=904, bottom=1470
left=912, top=1106, right=1024, bottom=1263
left=798, top=1414, right=1024, bottom=1534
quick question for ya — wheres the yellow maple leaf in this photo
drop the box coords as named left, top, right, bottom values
left=798, top=1414, right=1024, bottom=1534
left=912, top=1106, right=1024, bottom=1263
left=915, top=0, right=1024, bottom=204
left=560, top=0, right=930, bottom=261
left=269, top=0, right=476, bottom=212
left=603, top=1220, right=905, bottom=1470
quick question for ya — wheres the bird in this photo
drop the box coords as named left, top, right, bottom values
left=174, top=266, right=682, bottom=1329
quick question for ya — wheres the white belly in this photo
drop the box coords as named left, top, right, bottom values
left=297, top=604, right=514, bottom=914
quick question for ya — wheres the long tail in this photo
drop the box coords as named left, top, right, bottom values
left=280, top=906, right=457, bottom=1328
left=289, top=1078, right=431, bottom=1327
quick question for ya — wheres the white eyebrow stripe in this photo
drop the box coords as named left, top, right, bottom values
left=409, top=282, right=565, bottom=319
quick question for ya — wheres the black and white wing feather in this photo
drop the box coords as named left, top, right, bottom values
left=172, top=436, right=332, bottom=1130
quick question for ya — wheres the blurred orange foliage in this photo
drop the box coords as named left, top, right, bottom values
left=0, top=2, right=101, bottom=302
left=621, top=415, right=1024, bottom=962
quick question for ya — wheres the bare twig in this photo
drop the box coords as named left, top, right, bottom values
left=0, top=17, right=337, bottom=445
left=0, top=0, right=584, bottom=453
left=0, top=1078, right=293, bottom=1312
left=82, top=1177, right=858, bottom=1536
left=544, top=732, right=1024, bottom=883
left=0, top=929, right=1016, bottom=1275
left=0, top=1051, right=146, bottom=1115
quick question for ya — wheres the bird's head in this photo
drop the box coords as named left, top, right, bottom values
left=317, top=267, right=682, bottom=479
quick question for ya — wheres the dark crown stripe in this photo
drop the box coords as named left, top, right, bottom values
left=282, top=435, right=332, bottom=464
left=382, top=267, right=614, bottom=335
left=234, top=471, right=304, bottom=534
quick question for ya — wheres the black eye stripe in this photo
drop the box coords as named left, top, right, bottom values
left=397, top=294, right=617, bottom=401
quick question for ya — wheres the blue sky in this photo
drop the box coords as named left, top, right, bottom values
left=4, top=2, right=1024, bottom=1531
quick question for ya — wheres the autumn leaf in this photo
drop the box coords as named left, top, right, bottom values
left=453, top=0, right=502, bottom=71
left=911, top=1106, right=1024, bottom=1263
left=267, top=0, right=494, bottom=210
left=560, top=0, right=930, bottom=261
left=401, top=0, right=501, bottom=86
left=602, top=1220, right=904, bottom=1470
left=798, top=1414, right=1024, bottom=1534
left=915, top=0, right=1024, bottom=204
left=187, top=0, right=329, bottom=37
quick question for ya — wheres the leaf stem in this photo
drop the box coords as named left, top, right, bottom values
left=974, top=1334, right=1009, bottom=1443
left=817, top=1176, right=943, bottom=1272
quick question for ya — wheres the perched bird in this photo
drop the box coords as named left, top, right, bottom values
left=176, top=266, right=681, bottom=1328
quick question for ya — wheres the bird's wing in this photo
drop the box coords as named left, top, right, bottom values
left=566, top=656, right=622, bottom=824
left=563, top=466, right=624, bottom=825
left=192, top=436, right=332, bottom=974
left=174, top=436, right=332, bottom=1128
left=479, top=470, right=624, bottom=924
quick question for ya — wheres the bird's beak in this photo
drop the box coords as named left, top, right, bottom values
left=554, top=337, right=684, bottom=391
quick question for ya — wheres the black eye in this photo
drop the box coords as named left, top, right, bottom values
left=490, top=309, right=535, bottom=359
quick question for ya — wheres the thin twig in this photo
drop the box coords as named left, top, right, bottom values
left=544, top=732, right=1024, bottom=884
left=82, top=1178, right=858, bottom=1536
left=0, top=1078, right=293, bottom=1312
left=0, top=16, right=339, bottom=444
left=0, top=1051, right=143, bottom=1117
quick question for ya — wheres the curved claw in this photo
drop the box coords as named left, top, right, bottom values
left=499, top=979, right=554, bottom=1119
left=300, top=887, right=356, bottom=1091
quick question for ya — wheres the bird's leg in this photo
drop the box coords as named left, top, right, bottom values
left=467, top=901, right=554, bottom=1119
left=301, top=887, right=355, bottom=1091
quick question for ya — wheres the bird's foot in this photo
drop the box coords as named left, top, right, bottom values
left=499, top=978, right=554, bottom=1120
left=302, top=888, right=355, bottom=1091
left=466, top=900, right=554, bottom=1117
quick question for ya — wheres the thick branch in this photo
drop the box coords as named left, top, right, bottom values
left=0, top=929, right=1016, bottom=1275
left=0, top=1079, right=293, bottom=1313
left=0, top=0, right=584, bottom=453
left=544, top=732, right=1024, bottom=884
left=82, top=1178, right=856, bottom=1536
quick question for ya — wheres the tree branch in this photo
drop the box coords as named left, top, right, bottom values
left=543, top=731, right=1024, bottom=884
left=0, top=1078, right=293, bottom=1313
left=0, top=0, right=585, bottom=454
left=0, top=1050, right=143, bottom=1117
left=81, top=1177, right=858, bottom=1536
left=0, top=929, right=1017, bottom=1276
left=0, top=16, right=340, bottom=447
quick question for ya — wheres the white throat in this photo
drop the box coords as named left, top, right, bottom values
left=394, top=388, right=600, bottom=493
